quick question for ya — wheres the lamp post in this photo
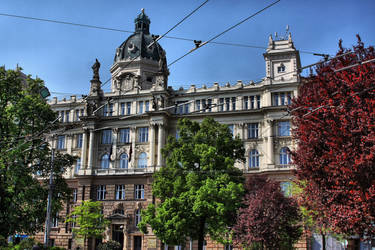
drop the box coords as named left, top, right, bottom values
left=44, top=148, right=55, bottom=247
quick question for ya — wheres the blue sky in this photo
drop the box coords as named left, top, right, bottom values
left=1, top=0, right=375, bottom=98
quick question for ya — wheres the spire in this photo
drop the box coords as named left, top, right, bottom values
left=134, top=8, right=151, bottom=34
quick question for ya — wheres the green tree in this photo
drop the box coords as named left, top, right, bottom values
left=0, top=67, right=75, bottom=239
left=66, top=200, right=110, bottom=249
left=138, top=118, right=245, bottom=250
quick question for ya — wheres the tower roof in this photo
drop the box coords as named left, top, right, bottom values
left=113, top=9, right=167, bottom=65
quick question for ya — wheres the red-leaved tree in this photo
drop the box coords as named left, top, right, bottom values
left=232, top=176, right=302, bottom=249
left=291, top=35, right=375, bottom=237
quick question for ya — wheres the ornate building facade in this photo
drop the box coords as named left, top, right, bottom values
left=36, top=10, right=305, bottom=250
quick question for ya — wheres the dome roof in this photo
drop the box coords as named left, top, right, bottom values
left=114, top=9, right=167, bottom=64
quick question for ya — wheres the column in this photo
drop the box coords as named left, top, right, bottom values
left=265, top=120, right=274, bottom=165
left=157, top=124, right=165, bottom=167
left=87, top=129, right=95, bottom=170
left=111, top=128, right=118, bottom=168
left=81, top=129, right=88, bottom=169
left=66, top=134, right=72, bottom=154
left=237, top=96, right=243, bottom=110
left=149, top=124, right=156, bottom=167
left=130, top=127, right=136, bottom=168
left=237, top=123, right=245, bottom=140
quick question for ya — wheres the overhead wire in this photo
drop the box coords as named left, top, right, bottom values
left=168, top=0, right=281, bottom=67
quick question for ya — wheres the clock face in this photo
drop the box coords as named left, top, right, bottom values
left=128, top=42, right=138, bottom=54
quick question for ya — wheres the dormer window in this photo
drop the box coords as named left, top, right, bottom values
left=277, top=63, right=286, bottom=73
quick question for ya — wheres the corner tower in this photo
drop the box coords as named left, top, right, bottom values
left=110, top=9, right=169, bottom=93
left=263, top=32, right=301, bottom=84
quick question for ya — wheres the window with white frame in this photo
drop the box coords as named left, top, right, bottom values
left=196, top=100, right=201, bottom=111
left=119, top=153, right=128, bottom=169
left=103, top=103, right=113, bottom=116
left=145, top=100, right=149, bottom=112
left=101, top=154, right=110, bottom=169
left=119, top=128, right=130, bottom=143
left=280, top=147, right=291, bottom=165
left=134, top=184, right=144, bottom=199
left=138, top=152, right=147, bottom=168
left=126, top=102, right=131, bottom=115
left=207, top=99, right=212, bottom=112
left=225, top=98, right=230, bottom=111
left=249, top=149, right=259, bottom=168
left=138, top=101, right=144, bottom=114
left=256, top=95, right=261, bottom=108
left=75, top=158, right=81, bottom=174
left=219, top=98, right=224, bottom=111
left=80, top=109, right=84, bottom=117
left=115, top=184, right=125, bottom=200
left=52, top=212, right=59, bottom=227
left=65, top=111, right=70, bottom=122
left=120, top=102, right=125, bottom=115
left=72, top=188, right=78, bottom=203
left=101, top=129, right=112, bottom=144
left=76, top=134, right=83, bottom=148
left=244, top=96, right=248, bottom=109
left=231, top=97, right=236, bottom=110
left=277, top=63, right=286, bottom=73
left=60, top=111, right=65, bottom=122
left=97, top=185, right=106, bottom=200
left=272, top=93, right=279, bottom=106
left=138, top=127, right=148, bottom=142
left=247, top=123, right=259, bottom=139
left=278, top=121, right=291, bottom=136
left=57, top=135, right=65, bottom=149
left=280, top=181, right=292, bottom=197
left=135, top=209, right=141, bottom=227
left=228, top=124, right=234, bottom=137
left=75, top=109, right=80, bottom=121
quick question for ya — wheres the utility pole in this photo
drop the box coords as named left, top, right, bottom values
left=44, top=148, right=55, bottom=247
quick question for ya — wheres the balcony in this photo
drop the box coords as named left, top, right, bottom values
left=93, top=166, right=155, bottom=175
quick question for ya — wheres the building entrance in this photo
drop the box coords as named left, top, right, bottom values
left=134, top=236, right=142, bottom=250
left=112, top=224, right=124, bottom=249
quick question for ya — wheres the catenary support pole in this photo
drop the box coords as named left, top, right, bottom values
left=44, top=148, right=55, bottom=247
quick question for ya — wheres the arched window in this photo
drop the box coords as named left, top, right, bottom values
left=75, top=158, right=81, bottom=174
left=119, top=153, right=128, bottom=169
left=280, top=147, right=290, bottom=165
left=138, top=152, right=147, bottom=168
left=101, top=154, right=109, bottom=169
left=249, top=149, right=259, bottom=168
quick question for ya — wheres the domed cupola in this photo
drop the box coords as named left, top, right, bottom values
left=110, top=9, right=169, bottom=92
left=135, top=8, right=150, bottom=34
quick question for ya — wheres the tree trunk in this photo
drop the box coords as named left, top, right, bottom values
left=197, top=218, right=206, bottom=250
left=321, top=233, right=326, bottom=250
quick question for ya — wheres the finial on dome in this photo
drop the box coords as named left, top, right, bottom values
left=141, top=8, right=145, bottom=14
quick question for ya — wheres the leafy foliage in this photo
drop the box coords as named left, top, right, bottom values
left=291, top=36, right=375, bottom=237
left=97, top=240, right=122, bottom=250
left=66, top=200, right=110, bottom=240
left=138, top=118, right=245, bottom=249
left=232, top=176, right=302, bottom=249
left=0, top=67, right=75, bottom=238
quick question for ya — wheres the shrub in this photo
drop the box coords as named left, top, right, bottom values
left=97, top=241, right=121, bottom=250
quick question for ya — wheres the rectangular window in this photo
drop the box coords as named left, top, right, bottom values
left=57, top=135, right=65, bottom=149
left=97, top=185, right=106, bottom=200
left=228, top=124, right=234, bottom=137
left=134, top=184, right=145, bottom=199
left=184, top=103, right=190, bottom=114
left=80, top=109, right=84, bottom=117
left=145, top=101, right=149, bottom=112
left=138, top=101, right=144, bottom=114
left=247, top=123, right=259, bottom=139
left=120, top=103, right=125, bottom=115
left=138, top=127, right=149, bottom=142
left=65, top=111, right=70, bottom=122
left=280, top=93, right=285, bottom=105
left=135, top=209, right=141, bottom=227
left=278, top=121, right=291, bottom=136
left=75, top=158, right=81, bottom=174
left=76, top=134, right=83, bottom=148
left=244, top=96, right=248, bottom=110
left=231, top=97, right=236, bottom=111
left=272, top=93, right=279, bottom=106
left=202, top=99, right=206, bottom=113
left=176, top=101, right=184, bottom=114
left=287, top=92, right=292, bottom=105
left=256, top=95, right=261, bottom=108
left=101, top=129, right=112, bottom=144
left=72, top=188, right=78, bottom=203
left=75, top=109, right=80, bottom=121
left=60, top=111, right=64, bottom=122
left=126, top=102, right=131, bottom=115
left=115, top=184, right=125, bottom=200
left=196, top=100, right=201, bottom=111
left=250, top=96, right=255, bottom=109
left=52, top=213, right=58, bottom=228
left=225, top=98, right=230, bottom=111
left=207, top=99, right=212, bottom=112
left=219, top=98, right=224, bottom=111
left=119, top=128, right=130, bottom=143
